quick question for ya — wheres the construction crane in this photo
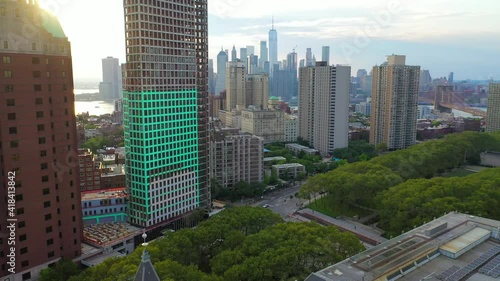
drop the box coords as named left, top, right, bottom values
left=292, top=45, right=298, bottom=53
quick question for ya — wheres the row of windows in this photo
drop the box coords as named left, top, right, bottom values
left=3, top=70, right=66, bottom=78
left=2, top=40, right=66, bottom=53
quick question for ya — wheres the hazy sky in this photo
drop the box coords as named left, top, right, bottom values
left=46, top=0, right=500, bottom=84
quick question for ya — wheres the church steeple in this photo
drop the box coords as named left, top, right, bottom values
left=133, top=233, right=160, bottom=281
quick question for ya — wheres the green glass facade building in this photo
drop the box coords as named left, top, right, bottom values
left=123, top=0, right=209, bottom=228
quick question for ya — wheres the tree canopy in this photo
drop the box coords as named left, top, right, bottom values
left=65, top=207, right=362, bottom=281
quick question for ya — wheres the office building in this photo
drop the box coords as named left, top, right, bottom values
left=419, top=69, right=432, bottom=91
left=241, top=109, right=284, bottom=143
left=306, top=48, right=313, bottom=66
left=81, top=188, right=128, bottom=225
left=231, top=45, right=237, bottom=62
left=210, top=130, right=264, bottom=188
left=370, top=55, right=420, bottom=150
left=271, top=68, right=298, bottom=102
left=299, top=59, right=305, bottom=68
left=246, top=74, right=269, bottom=110
left=269, top=18, right=278, bottom=74
left=239, top=47, right=247, bottom=66
left=226, top=61, right=246, bottom=111
left=0, top=1, right=82, bottom=279
left=123, top=0, right=210, bottom=228
left=99, top=56, right=122, bottom=100
left=321, top=46, right=330, bottom=65
left=246, top=45, right=254, bottom=56
left=306, top=212, right=500, bottom=281
left=214, top=47, right=228, bottom=95
left=448, top=71, right=454, bottom=84
left=208, top=59, right=215, bottom=94
left=286, top=51, right=297, bottom=72
left=209, top=93, right=226, bottom=119
left=486, top=83, right=500, bottom=132
left=247, top=54, right=258, bottom=74
left=299, top=62, right=350, bottom=156
left=259, top=41, right=268, bottom=69
left=357, top=69, right=367, bottom=79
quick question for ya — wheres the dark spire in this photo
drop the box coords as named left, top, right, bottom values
left=133, top=233, right=160, bottom=281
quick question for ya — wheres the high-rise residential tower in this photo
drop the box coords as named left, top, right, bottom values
left=269, top=18, right=278, bottom=74
left=322, top=46, right=330, bottom=65
left=226, top=61, right=246, bottom=111
left=299, top=62, right=350, bottom=156
left=246, top=74, right=269, bottom=110
left=0, top=1, right=82, bottom=279
left=123, top=0, right=209, bottom=228
left=99, top=56, right=122, bottom=100
left=486, top=83, right=500, bottom=132
left=259, top=41, right=268, bottom=69
left=370, top=55, right=420, bottom=150
left=214, top=47, right=228, bottom=96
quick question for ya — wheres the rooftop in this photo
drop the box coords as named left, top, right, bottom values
left=83, top=222, right=142, bottom=248
left=81, top=187, right=127, bottom=201
left=306, top=212, right=500, bottom=281
left=272, top=163, right=304, bottom=169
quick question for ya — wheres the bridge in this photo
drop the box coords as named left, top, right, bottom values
left=420, top=86, right=487, bottom=118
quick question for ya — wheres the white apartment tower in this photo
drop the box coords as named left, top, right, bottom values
left=299, top=62, right=350, bottom=156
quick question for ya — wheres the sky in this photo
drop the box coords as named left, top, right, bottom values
left=45, top=0, right=500, bottom=84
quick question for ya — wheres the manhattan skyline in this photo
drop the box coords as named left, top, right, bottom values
left=48, top=0, right=500, bottom=82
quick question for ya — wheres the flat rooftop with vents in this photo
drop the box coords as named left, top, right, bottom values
left=305, top=212, right=500, bottom=281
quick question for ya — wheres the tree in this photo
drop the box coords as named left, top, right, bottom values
left=376, top=142, right=388, bottom=152
left=40, top=259, right=81, bottom=281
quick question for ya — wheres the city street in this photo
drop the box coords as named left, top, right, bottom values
left=251, top=185, right=305, bottom=220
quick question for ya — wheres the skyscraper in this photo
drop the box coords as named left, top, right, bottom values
left=99, top=56, right=122, bottom=100
left=123, top=0, right=209, bottom=228
left=299, top=62, right=350, bottom=156
left=226, top=61, right=246, bottom=111
left=306, top=48, right=313, bottom=66
left=259, top=41, right=268, bottom=69
left=231, top=45, right=237, bottom=62
left=486, top=83, right=500, bottom=132
left=448, top=72, right=454, bottom=84
left=286, top=51, right=298, bottom=72
left=208, top=59, right=215, bottom=94
left=214, top=48, right=228, bottom=96
left=246, top=45, right=255, bottom=56
left=322, top=46, right=330, bottom=65
left=370, top=55, right=420, bottom=150
left=269, top=18, right=278, bottom=74
left=0, top=1, right=82, bottom=279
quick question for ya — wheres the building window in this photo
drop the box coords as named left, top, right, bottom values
left=34, top=84, right=42, bottom=91
left=37, top=124, right=45, bottom=131
left=17, top=208, right=24, bottom=215
left=7, top=99, right=14, bottom=106
left=40, top=150, right=47, bottom=157
left=39, top=137, right=46, bottom=144
left=4, top=70, right=12, bottom=78
left=3, top=41, right=8, bottom=49
left=32, top=57, right=40, bottom=64
left=21, top=261, right=29, bottom=268
left=9, top=127, right=17, bottom=134
left=0, top=7, right=5, bottom=16
left=7, top=113, right=15, bottom=120
left=32, top=43, right=36, bottom=50
left=22, top=272, right=31, bottom=281
left=19, top=234, right=26, bottom=241
left=20, top=247, right=28, bottom=255
left=42, top=175, right=49, bottom=182
left=41, top=163, right=48, bottom=170
left=43, top=201, right=51, bottom=208
left=36, top=111, right=44, bottom=118
left=44, top=214, right=52, bottom=221
left=10, top=141, right=18, bottom=148
left=33, top=71, right=41, bottom=78
left=35, top=97, right=43, bottom=104
left=42, top=188, right=50, bottom=195
left=2, top=56, right=10, bottom=63
left=62, top=71, right=66, bottom=78
left=48, top=251, right=55, bottom=258
left=5, top=84, right=14, bottom=92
